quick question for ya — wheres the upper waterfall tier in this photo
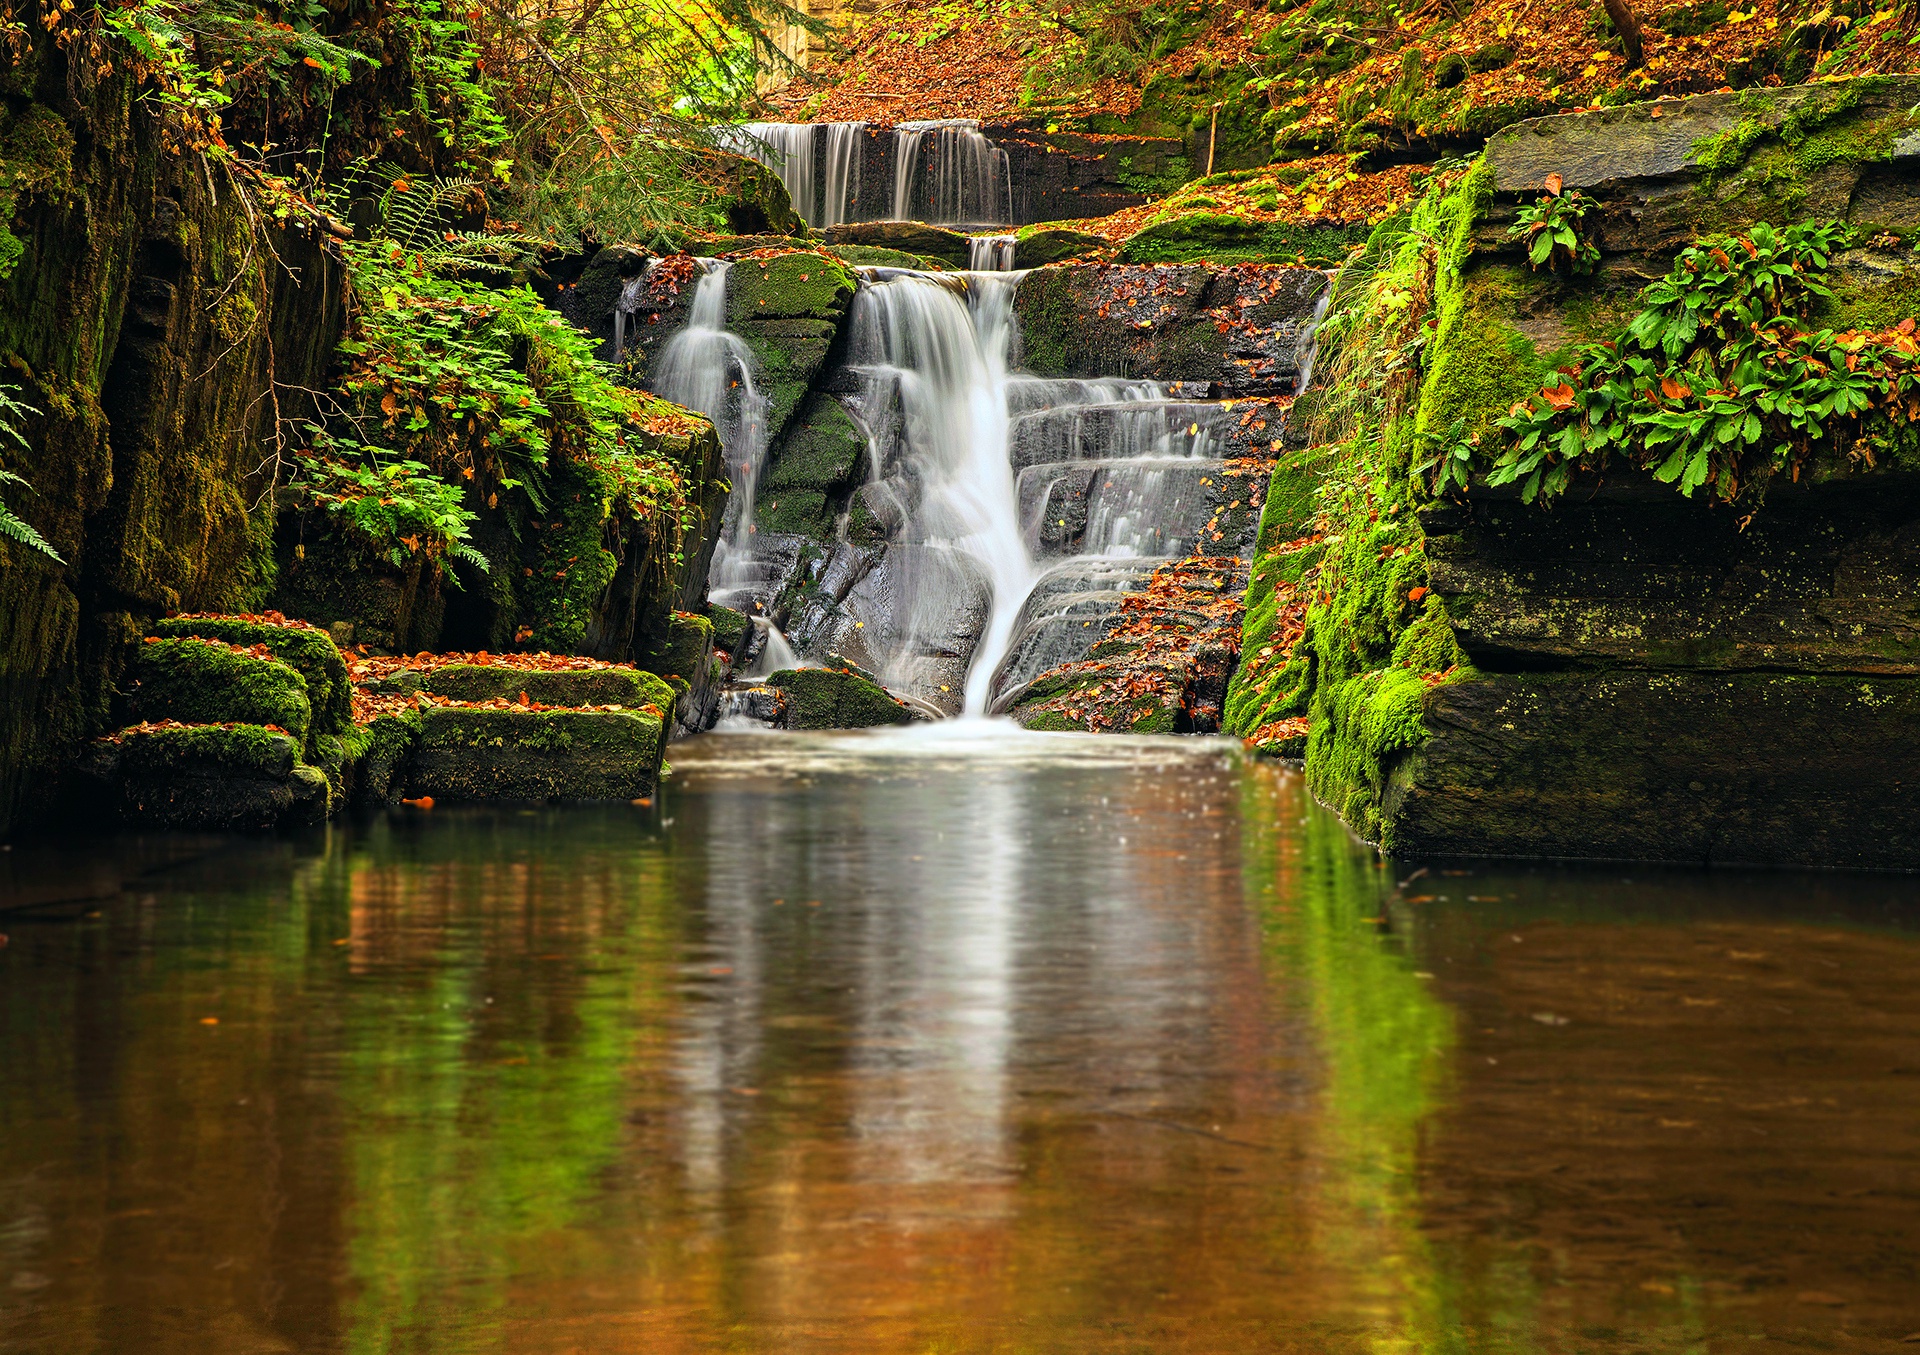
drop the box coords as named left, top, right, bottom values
left=722, top=122, right=1187, bottom=228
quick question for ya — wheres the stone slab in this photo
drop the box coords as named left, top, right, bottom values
left=409, top=708, right=664, bottom=801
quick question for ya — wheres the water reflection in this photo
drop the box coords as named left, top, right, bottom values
left=1, top=727, right=1917, bottom=1353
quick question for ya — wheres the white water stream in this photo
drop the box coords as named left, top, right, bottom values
left=646, top=260, right=769, bottom=597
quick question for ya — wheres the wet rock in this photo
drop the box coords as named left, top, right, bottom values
left=1370, top=670, right=1920, bottom=869
left=1013, top=263, right=1328, bottom=395
left=768, top=667, right=915, bottom=729
left=1011, top=227, right=1110, bottom=268
left=80, top=724, right=330, bottom=830
left=824, top=221, right=973, bottom=266
left=409, top=708, right=665, bottom=801
left=716, top=684, right=790, bottom=726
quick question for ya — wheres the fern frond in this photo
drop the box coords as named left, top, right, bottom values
left=0, top=501, right=62, bottom=562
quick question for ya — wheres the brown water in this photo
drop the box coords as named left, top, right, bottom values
left=2, top=725, right=1918, bottom=1354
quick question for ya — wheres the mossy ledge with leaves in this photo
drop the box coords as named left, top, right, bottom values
left=1225, top=78, right=1920, bottom=868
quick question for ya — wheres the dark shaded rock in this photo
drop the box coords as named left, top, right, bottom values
left=1013, top=262, right=1328, bottom=395
left=82, top=724, right=330, bottom=830
left=274, top=525, right=446, bottom=655
left=409, top=708, right=664, bottom=801
left=710, top=152, right=806, bottom=236
left=1425, top=478, right=1920, bottom=675
left=1119, top=213, right=1371, bottom=268
left=768, top=666, right=914, bottom=729
left=1377, top=670, right=1920, bottom=869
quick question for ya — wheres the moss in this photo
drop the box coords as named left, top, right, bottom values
left=761, top=394, right=865, bottom=501
left=514, top=449, right=621, bottom=654
left=1302, top=666, right=1435, bottom=842
left=129, top=638, right=314, bottom=750
left=115, top=721, right=302, bottom=780
left=355, top=710, right=421, bottom=806
left=423, top=663, right=676, bottom=711
left=707, top=604, right=751, bottom=656
left=642, top=612, right=713, bottom=685
left=825, top=245, right=948, bottom=270
left=150, top=616, right=351, bottom=736
left=727, top=253, right=857, bottom=326
left=411, top=707, right=665, bottom=800
left=769, top=667, right=914, bottom=729
left=1119, top=212, right=1371, bottom=267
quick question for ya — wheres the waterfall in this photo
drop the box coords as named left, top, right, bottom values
left=731, top=121, right=865, bottom=228
left=644, top=260, right=769, bottom=594
left=893, top=121, right=1012, bottom=225
left=969, top=234, right=1017, bottom=270
left=846, top=270, right=1032, bottom=714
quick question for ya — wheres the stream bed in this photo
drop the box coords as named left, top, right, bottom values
left=3, top=727, right=1918, bottom=1353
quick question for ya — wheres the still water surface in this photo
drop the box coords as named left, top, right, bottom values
left=2, top=727, right=1918, bottom=1353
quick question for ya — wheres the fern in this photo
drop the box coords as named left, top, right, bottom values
left=0, top=383, right=61, bottom=563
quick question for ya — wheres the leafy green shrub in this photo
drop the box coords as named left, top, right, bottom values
left=1456, top=220, right=1920, bottom=505
left=1506, top=178, right=1600, bottom=276
left=289, top=450, right=489, bottom=577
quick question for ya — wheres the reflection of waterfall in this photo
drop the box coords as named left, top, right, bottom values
left=846, top=271, right=1032, bottom=714
left=645, top=260, right=769, bottom=595
left=969, top=234, right=1017, bottom=270
left=893, top=121, right=1012, bottom=224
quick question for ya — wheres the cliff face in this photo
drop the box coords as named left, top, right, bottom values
left=0, top=47, right=346, bottom=831
left=1227, top=77, right=1920, bottom=868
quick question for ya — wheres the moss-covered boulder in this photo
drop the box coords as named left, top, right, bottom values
left=151, top=615, right=351, bottom=736
left=128, top=638, right=314, bottom=751
left=408, top=707, right=665, bottom=801
left=83, top=723, right=330, bottom=830
left=350, top=711, right=420, bottom=809
left=822, top=222, right=972, bottom=267
left=421, top=663, right=677, bottom=711
left=757, top=393, right=867, bottom=537
left=273, top=526, right=446, bottom=655
left=709, top=151, right=805, bottom=236
left=768, top=667, right=914, bottom=729
left=726, top=252, right=859, bottom=446
left=1012, top=226, right=1110, bottom=267
left=707, top=604, right=752, bottom=658
left=1118, top=213, right=1371, bottom=268
left=825, top=244, right=950, bottom=270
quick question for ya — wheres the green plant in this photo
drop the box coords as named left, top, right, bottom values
left=1506, top=175, right=1600, bottom=275
left=0, top=381, right=59, bottom=562
left=288, top=447, right=490, bottom=577
left=1464, top=219, right=1920, bottom=505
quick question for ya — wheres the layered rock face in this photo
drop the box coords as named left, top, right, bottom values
left=1255, top=78, right=1920, bottom=869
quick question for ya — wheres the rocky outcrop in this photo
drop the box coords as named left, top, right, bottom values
left=1243, top=78, right=1920, bottom=868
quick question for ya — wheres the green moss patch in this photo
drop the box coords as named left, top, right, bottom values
left=422, top=663, right=676, bottom=711
left=152, top=615, right=351, bottom=736
left=769, top=667, right=914, bottom=729
left=410, top=707, right=665, bottom=801
left=129, top=638, right=314, bottom=750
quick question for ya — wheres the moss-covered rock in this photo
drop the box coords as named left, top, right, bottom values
left=273, top=525, right=445, bottom=654
left=757, top=392, right=866, bottom=536
left=710, top=151, right=805, bottom=236
left=128, top=638, right=314, bottom=750
left=707, top=604, right=752, bottom=657
left=1011, top=226, right=1111, bottom=268
left=351, top=711, right=420, bottom=808
left=768, top=667, right=914, bottom=729
left=150, top=615, right=351, bottom=736
left=422, top=663, right=677, bottom=711
left=82, top=723, right=330, bottom=830
left=821, top=222, right=972, bottom=267
left=1119, top=213, right=1371, bottom=267
left=409, top=707, right=665, bottom=801
left=825, top=244, right=950, bottom=270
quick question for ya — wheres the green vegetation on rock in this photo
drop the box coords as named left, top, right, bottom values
left=129, top=638, right=315, bottom=751
left=769, top=667, right=914, bottom=729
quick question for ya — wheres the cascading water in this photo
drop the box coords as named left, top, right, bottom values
left=843, top=270, right=1033, bottom=714
left=731, top=121, right=866, bottom=228
left=643, top=260, right=770, bottom=598
left=969, top=234, right=1017, bottom=270
left=893, top=121, right=1012, bottom=224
